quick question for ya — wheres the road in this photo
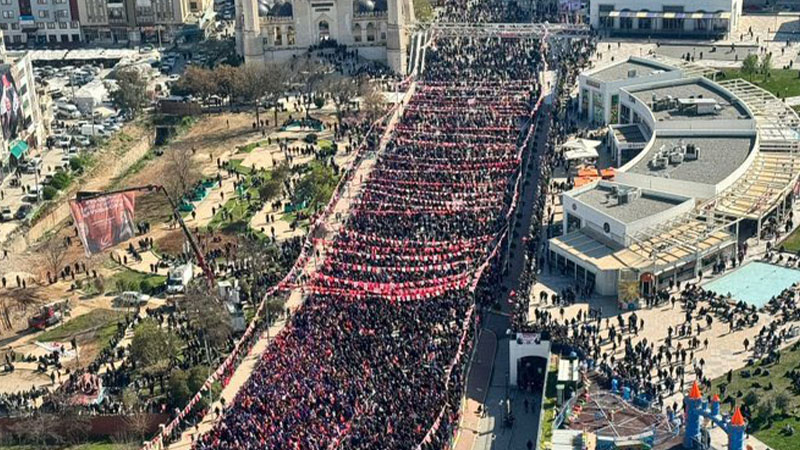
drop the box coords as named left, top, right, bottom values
left=467, top=80, right=555, bottom=450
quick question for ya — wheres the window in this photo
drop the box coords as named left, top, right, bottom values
left=71, top=20, right=79, bottom=27
left=37, top=21, right=45, bottom=28
left=639, top=17, right=652, bottom=29
left=190, top=1, right=197, bottom=9
left=46, top=21, right=55, bottom=28
left=620, top=17, right=632, bottom=29
left=61, top=33, right=68, bottom=41
left=663, top=5, right=684, bottom=30
left=10, top=22, right=18, bottom=29
left=0, top=23, right=6, bottom=29
left=2, top=11, right=13, bottom=18
left=366, top=22, right=375, bottom=41
left=71, top=33, right=78, bottom=41
left=352, top=23, right=361, bottom=42
left=48, top=34, right=56, bottom=42
left=38, top=10, right=49, bottom=17
left=56, top=10, right=67, bottom=18
left=274, top=26, right=282, bottom=45
left=58, top=21, right=67, bottom=28
left=54, top=0, right=66, bottom=3
left=12, top=34, right=21, bottom=42
left=287, top=25, right=295, bottom=45
left=0, top=0, right=11, bottom=5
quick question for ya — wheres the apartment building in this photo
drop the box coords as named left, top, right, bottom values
left=0, top=0, right=82, bottom=46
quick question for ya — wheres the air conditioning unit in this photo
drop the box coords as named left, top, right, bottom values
left=669, top=152, right=684, bottom=165
left=685, top=144, right=699, bottom=161
left=628, top=69, right=638, bottom=78
left=650, top=156, right=668, bottom=170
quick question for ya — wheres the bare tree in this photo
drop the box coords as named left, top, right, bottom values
left=161, top=145, right=200, bottom=204
left=179, top=285, right=233, bottom=355
left=40, top=233, right=69, bottom=280
left=294, top=58, right=330, bottom=120
left=327, top=75, right=360, bottom=124
left=360, top=81, right=386, bottom=122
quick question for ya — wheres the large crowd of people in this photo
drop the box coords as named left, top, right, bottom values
left=195, top=1, right=552, bottom=444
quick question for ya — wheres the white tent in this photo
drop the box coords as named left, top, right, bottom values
left=562, top=138, right=601, bottom=161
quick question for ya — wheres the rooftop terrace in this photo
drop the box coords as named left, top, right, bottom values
left=589, top=59, right=675, bottom=83
left=626, top=135, right=754, bottom=185
left=574, top=183, right=685, bottom=224
left=628, top=80, right=751, bottom=121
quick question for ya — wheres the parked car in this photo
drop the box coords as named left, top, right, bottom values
left=0, top=207, right=12, bottom=221
left=113, top=291, right=151, bottom=307
left=15, top=204, right=32, bottom=219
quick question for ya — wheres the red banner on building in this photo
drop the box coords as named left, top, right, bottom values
left=69, top=192, right=137, bottom=256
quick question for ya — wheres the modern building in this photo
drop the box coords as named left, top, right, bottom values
left=236, top=0, right=413, bottom=73
left=0, top=31, right=46, bottom=172
left=0, top=0, right=83, bottom=46
left=589, top=0, right=742, bottom=39
left=77, top=0, right=210, bottom=44
left=578, top=56, right=681, bottom=126
left=550, top=57, right=800, bottom=304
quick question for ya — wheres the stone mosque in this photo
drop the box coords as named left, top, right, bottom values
left=235, top=0, right=414, bottom=72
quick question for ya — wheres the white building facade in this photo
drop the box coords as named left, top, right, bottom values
left=589, top=0, right=741, bottom=39
left=236, top=0, right=413, bottom=73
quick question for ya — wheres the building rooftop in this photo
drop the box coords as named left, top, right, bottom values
left=574, top=183, right=685, bottom=224
left=628, top=79, right=751, bottom=121
left=611, top=123, right=648, bottom=144
left=626, top=135, right=754, bottom=185
left=589, top=59, right=675, bottom=83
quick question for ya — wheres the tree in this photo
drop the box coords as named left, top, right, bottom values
left=774, top=392, right=790, bottom=415
left=327, top=75, right=359, bottom=124
left=741, top=54, right=759, bottom=81
left=179, top=285, right=233, bottom=353
left=129, top=319, right=182, bottom=375
left=161, top=145, right=200, bottom=203
left=294, top=58, right=330, bottom=119
left=168, top=369, right=192, bottom=408
left=40, top=234, right=68, bottom=280
left=760, top=53, right=772, bottom=81
left=360, top=81, right=385, bottom=122
left=214, top=65, right=240, bottom=106
left=111, top=68, right=148, bottom=117
left=259, top=178, right=283, bottom=203
left=757, top=398, right=776, bottom=426
left=175, top=66, right=216, bottom=100
left=292, top=161, right=338, bottom=211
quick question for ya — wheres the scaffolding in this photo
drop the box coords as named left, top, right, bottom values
left=429, top=22, right=591, bottom=38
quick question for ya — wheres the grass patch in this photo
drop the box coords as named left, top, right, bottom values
left=721, top=69, right=800, bottom=98
left=208, top=198, right=254, bottom=231
left=318, top=139, right=333, bottom=150
left=237, top=140, right=268, bottom=154
left=539, top=363, right=559, bottom=449
left=709, top=341, right=800, bottom=450
left=229, top=159, right=253, bottom=175
left=110, top=149, right=157, bottom=187
left=781, top=226, right=800, bottom=253
left=107, top=267, right=167, bottom=295
left=37, top=308, right=123, bottom=345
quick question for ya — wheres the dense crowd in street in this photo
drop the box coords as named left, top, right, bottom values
left=194, top=0, right=552, bottom=444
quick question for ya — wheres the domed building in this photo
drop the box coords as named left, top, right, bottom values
left=235, top=0, right=413, bottom=72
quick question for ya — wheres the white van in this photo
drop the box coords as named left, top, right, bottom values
left=80, top=124, right=108, bottom=137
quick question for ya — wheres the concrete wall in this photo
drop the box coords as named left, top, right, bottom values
left=509, top=335, right=550, bottom=386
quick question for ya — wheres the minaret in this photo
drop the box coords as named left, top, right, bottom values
left=236, top=0, right=263, bottom=64
left=386, top=0, right=413, bottom=74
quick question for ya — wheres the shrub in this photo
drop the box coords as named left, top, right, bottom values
left=50, top=171, right=71, bottom=190
left=304, top=133, right=318, bottom=144
left=42, top=186, right=57, bottom=200
left=313, top=96, right=325, bottom=109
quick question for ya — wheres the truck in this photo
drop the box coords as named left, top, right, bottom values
left=166, top=264, right=193, bottom=294
left=28, top=301, right=70, bottom=330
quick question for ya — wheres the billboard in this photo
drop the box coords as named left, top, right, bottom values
left=69, top=192, right=137, bottom=256
left=0, top=66, right=23, bottom=142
